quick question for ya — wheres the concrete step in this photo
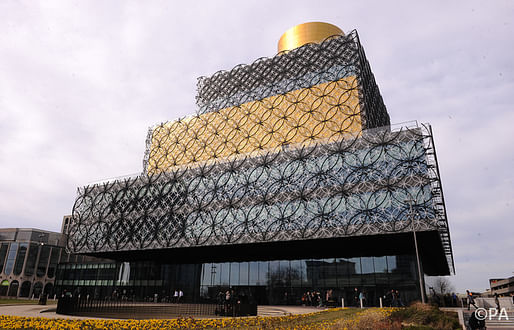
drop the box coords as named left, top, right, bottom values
left=463, top=310, right=514, bottom=329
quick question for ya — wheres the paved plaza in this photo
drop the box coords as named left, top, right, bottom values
left=0, top=303, right=323, bottom=320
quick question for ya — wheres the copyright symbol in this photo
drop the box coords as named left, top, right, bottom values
left=475, top=308, right=487, bottom=320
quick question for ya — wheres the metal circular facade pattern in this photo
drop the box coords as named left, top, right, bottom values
left=65, top=30, right=452, bottom=273
left=68, top=125, right=446, bottom=254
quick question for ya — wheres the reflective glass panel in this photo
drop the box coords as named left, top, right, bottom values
left=349, top=257, right=361, bottom=274
left=0, top=243, right=8, bottom=274
left=290, top=260, right=302, bottom=287
left=374, top=256, right=388, bottom=285
left=398, top=255, right=416, bottom=281
left=59, top=252, right=69, bottom=264
left=336, top=258, right=349, bottom=286
left=24, top=244, right=38, bottom=276
left=310, top=259, right=324, bottom=288
left=230, top=262, right=239, bottom=286
left=387, top=255, right=397, bottom=273
left=280, top=260, right=290, bottom=286
left=348, top=257, right=361, bottom=287
left=36, top=245, right=51, bottom=277
left=4, top=243, right=18, bottom=275
left=324, top=258, right=337, bottom=287
left=249, top=262, right=259, bottom=285
left=201, top=263, right=211, bottom=286
left=300, top=260, right=311, bottom=287
left=47, top=247, right=61, bottom=278
left=269, top=261, right=279, bottom=286
left=220, top=263, right=229, bottom=286
left=13, top=243, right=28, bottom=275
left=210, top=263, right=220, bottom=286
left=361, top=257, right=374, bottom=274
left=239, top=262, right=249, bottom=286
left=374, top=256, right=387, bottom=273
left=258, top=261, right=268, bottom=286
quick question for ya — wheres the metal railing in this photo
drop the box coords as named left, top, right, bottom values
left=56, top=296, right=257, bottom=318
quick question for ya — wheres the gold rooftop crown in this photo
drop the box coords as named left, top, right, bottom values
left=278, top=22, right=344, bottom=53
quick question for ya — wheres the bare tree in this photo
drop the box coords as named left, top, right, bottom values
left=433, top=277, right=455, bottom=295
left=427, top=276, right=455, bottom=306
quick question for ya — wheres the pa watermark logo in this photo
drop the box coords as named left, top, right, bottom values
left=475, top=308, right=509, bottom=321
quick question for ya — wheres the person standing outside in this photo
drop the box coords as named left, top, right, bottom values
left=388, top=289, right=397, bottom=307
left=225, top=290, right=232, bottom=315
left=468, top=310, right=486, bottom=330
left=494, top=293, right=500, bottom=312
left=396, top=290, right=404, bottom=307
left=359, top=290, right=365, bottom=307
left=353, top=288, right=359, bottom=307
left=179, top=289, right=184, bottom=303
left=466, top=290, right=478, bottom=310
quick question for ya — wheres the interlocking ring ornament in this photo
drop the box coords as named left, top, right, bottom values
left=142, top=31, right=389, bottom=174
left=68, top=125, right=449, bottom=260
left=66, top=30, right=453, bottom=274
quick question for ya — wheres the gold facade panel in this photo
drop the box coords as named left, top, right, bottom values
left=147, top=76, right=361, bottom=174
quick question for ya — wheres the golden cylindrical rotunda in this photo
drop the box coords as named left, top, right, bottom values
left=278, top=22, right=344, bottom=53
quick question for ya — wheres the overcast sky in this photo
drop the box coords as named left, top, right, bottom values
left=1, top=1, right=513, bottom=293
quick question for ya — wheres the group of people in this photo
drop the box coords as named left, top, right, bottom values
left=384, top=289, right=404, bottom=307
left=216, top=289, right=247, bottom=315
left=172, top=289, right=184, bottom=303
left=466, top=290, right=514, bottom=330
left=144, top=289, right=185, bottom=303
left=299, top=288, right=406, bottom=308
left=353, top=288, right=367, bottom=307
left=300, top=291, right=324, bottom=307
left=217, top=289, right=251, bottom=306
left=466, top=289, right=506, bottom=311
left=142, top=289, right=184, bottom=303
left=300, top=288, right=369, bottom=307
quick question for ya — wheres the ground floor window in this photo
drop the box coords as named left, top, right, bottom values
left=33, top=282, right=43, bottom=298
left=55, top=254, right=422, bottom=306
left=44, top=283, right=54, bottom=297
left=0, top=280, right=8, bottom=296
left=8, top=280, right=19, bottom=297
left=19, top=281, right=31, bottom=297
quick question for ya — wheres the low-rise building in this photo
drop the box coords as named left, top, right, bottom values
left=490, top=276, right=514, bottom=296
left=0, top=228, right=70, bottom=298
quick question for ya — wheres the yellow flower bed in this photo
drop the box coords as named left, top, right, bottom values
left=0, top=308, right=398, bottom=329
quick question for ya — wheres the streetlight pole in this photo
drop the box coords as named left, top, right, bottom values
left=406, top=199, right=426, bottom=304
left=211, top=265, right=217, bottom=286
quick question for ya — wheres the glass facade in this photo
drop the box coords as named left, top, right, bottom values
left=55, top=254, right=421, bottom=306
left=0, top=239, right=64, bottom=280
